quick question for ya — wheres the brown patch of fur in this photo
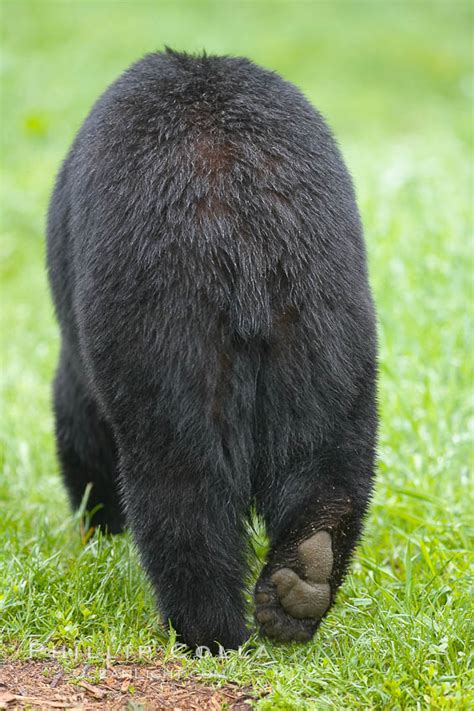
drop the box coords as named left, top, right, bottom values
left=195, top=194, right=231, bottom=221
left=274, top=304, right=299, bottom=334
left=193, top=133, right=235, bottom=179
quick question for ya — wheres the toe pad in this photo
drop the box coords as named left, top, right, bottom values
left=271, top=568, right=330, bottom=619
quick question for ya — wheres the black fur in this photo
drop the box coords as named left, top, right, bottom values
left=46, top=50, right=378, bottom=652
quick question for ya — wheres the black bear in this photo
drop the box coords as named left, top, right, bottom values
left=47, top=50, right=377, bottom=653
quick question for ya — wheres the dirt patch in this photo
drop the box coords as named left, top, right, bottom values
left=0, top=660, right=255, bottom=710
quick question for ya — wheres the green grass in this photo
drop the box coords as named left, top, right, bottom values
left=1, top=1, right=473, bottom=708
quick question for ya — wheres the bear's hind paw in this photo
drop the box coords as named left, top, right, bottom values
left=255, top=530, right=333, bottom=643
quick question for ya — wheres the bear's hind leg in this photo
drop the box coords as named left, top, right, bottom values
left=117, top=419, right=251, bottom=654
left=53, top=345, right=125, bottom=534
left=254, top=493, right=366, bottom=643
left=254, top=390, right=377, bottom=643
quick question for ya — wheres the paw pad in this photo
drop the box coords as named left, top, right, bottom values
left=255, top=530, right=334, bottom=642
left=270, top=531, right=333, bottom=621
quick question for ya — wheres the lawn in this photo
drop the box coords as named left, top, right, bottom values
left=1, top=1, right=473, bottom=708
